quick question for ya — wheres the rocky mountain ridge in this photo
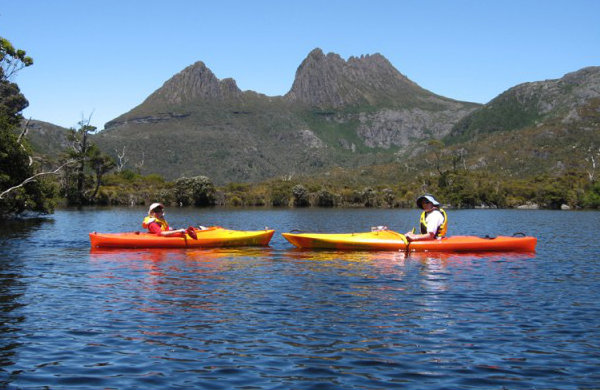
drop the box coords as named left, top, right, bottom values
left=448, top=66, right=600, bottom=142
left=24, top=50, right=599, bottom=186
left=284, top=48, right=429, bottom=108
left=95, top=48, right=478, bottom=182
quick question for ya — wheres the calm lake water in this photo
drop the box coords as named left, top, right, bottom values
left=1, top=207, right=599, bottom=389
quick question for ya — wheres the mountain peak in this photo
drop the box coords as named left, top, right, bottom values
left=285, top=48, right=427, bottom=108
left=143, top=61, right=242, bottom=106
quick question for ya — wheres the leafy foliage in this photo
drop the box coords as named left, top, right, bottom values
left=583, top=182, right=600, bottom=208
left=0, top=37, right=33, bottom=80
left=61, top=121, right=115, bottom=205
left=292, top=184, right=310, bottom=207
left=0, top=36, right=56, bottom=216
left=173, top=176, right=216, bottom=207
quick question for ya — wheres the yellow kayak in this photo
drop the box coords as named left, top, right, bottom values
left=282, top=230, right=408, bottom=251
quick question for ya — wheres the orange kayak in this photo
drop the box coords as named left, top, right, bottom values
left=282, top=230, right=537, bottom=252
left=90, top=226, right=275, bottom=248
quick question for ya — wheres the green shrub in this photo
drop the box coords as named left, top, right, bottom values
left=292, top=184, right=309, bottom=207
left=315, top=189, right=336, bottom=207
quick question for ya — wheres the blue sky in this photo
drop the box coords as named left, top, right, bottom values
left=2, top=0, right=599, bottom=130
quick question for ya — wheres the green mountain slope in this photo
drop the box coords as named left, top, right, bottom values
left=93, top=49, right=478, bottom=183
left=20, top=119, right=71, bottom=158
left=22, top=52, right=599, bottom=203
left=290, top=67, right=600, bottom=207
left=446, top=66, right=600, bottom=144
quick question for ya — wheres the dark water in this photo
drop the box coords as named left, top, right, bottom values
left=1, top=208, right=599, bottom=389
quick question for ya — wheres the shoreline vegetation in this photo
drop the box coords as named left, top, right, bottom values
left=87, top=169, right=600, bottom=211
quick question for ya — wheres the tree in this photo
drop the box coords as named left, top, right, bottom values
left=584, top=144, right=599, bottom=183
left=0, top=37, right=32, bottom=127
left=315, top=189, right=336, bottom=207
left=114, top=146, right=129, bottom=172
left=362, top=187, right=377, bottom=207
left=62, top=118, right=115, bottom=205
left=0, top=36, right=57, bottom=216
left=88, top=145, right=116, bottom=200
left=174, top=176, right=216, bottom=207
left=270, top=181, right=292, bottom=207
left=190, top=176, right=216, bottom=206
left=292, top=184, right=309, bottom=207
left=583, top=181, right=600, bottom=209
left=0, top=37, right=33, bottom=80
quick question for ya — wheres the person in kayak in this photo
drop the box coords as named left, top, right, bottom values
left=142, top=203, right=197, bottom=239
left=405, top=194, right=447, bottom=242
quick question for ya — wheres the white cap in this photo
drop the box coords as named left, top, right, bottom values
left=148, top=202, right=164, bottom=215
left=416, top=194, right=440, bottom=209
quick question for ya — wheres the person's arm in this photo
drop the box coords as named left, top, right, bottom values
left=148, top=222, right=185, bottom=236
left=159, top=228, right=186, bottom=237
left=405, top=231, right=435, bottom=241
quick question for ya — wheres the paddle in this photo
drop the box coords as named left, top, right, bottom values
left=398, top=233, right=409, bottom=246
left=397, top=228, right=414, bottom=254
left=373, top=226, right=410, bottom=249
left=186, top=226, right=198, bottom=240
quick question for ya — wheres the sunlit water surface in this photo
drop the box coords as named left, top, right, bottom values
left=1, top=208, right=599, bottom=389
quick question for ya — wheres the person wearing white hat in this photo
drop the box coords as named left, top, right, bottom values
left=405, top=194, right=447, bottom=242
left=142, top=203, right=197, bottom=239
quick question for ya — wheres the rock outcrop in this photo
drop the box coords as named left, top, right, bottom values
left=285, top=48, right=427, bottom=108
left=145, top=61, right=243, bottom=105
left=449, top=66, right=600, bottom=141
left=95, top=49, right=481, bottom=182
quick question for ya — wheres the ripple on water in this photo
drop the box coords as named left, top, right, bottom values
left=1, top=209, right=600, bottom=389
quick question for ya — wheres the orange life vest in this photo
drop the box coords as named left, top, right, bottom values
left=142, top=216, right=170, bottom=231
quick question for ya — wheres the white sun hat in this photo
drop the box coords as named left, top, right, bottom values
left=148, top=202, right=164, bottom=215
left=416, top=194, right=440, bottom=209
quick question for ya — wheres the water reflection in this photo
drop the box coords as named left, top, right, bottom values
left=87, top=247, right=281, bottom=355
left=2, top=209, right=599, bottom=389
left=0, top=217, right=52, bottom=385
left=282, top=248, right=534, bottom=270
left=0, top=217, right=52, bottom=240
left=0, top=259, right=26, bottom=385
left=89, top=247, right=274, bottom=270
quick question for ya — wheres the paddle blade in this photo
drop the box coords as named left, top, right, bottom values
left=186, top=226, right=198, bottom=240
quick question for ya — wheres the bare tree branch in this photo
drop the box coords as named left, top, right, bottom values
left=115, top=146, right=128, bottom=172
left=0, top=160, right=75, bottom=200
left=585, top=145, right=599, bottom=183
left=135, top=151, right=145, bottom=173
left=17, top=117, right=30, bottom=144
left=17, top=117, right=33, bottom=166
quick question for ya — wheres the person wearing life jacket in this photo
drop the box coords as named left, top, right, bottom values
left=405, top=194, right=447, bottom=242
left=142, top=203, right=197, bottom=239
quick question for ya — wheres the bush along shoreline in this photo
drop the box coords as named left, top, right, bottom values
left=85, top=169, right=600, bottom=210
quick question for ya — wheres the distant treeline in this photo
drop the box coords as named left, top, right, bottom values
left=91, top=168, right=600, bottom=210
